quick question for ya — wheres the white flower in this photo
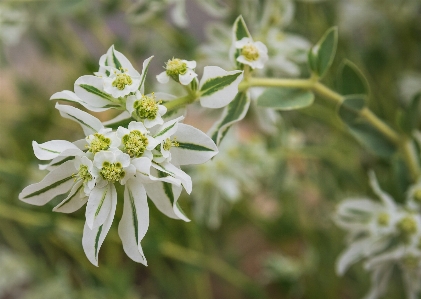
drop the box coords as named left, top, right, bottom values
left=116, top=121, right=159, bottom=159
left=157, top=58, right=197, bottom=85
left=235, top=37, right=268, bottom=69
left=126, top=91, right=167, bottom=128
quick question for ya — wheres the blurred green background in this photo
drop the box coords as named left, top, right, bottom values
left=0, top=0, right=420, bottom=298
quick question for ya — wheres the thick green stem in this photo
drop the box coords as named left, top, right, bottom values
left=239, top=77, right=314, bottom=91
left=163, top=94, right=196, bottom=111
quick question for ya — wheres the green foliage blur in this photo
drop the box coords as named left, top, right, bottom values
left=0, top=0, right=420, bottom=298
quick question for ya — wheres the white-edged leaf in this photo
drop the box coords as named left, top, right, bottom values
left=208, top=91, right=250, bottom=145
left=145, top=180, right=189, bottom=222
left=160, top=163, right=192, bottom=194
left=19, top=160, right=75, bottom=206
left=199, top=67, right=243, bottom=109
left=32, top=140, right=82, bottom=161
left=56, top=103, right=103, bottom=135
left=39, top=156, right=75, bottom=171
left=171, top=123, right=218, bottom=165
left=85, top=184, right=114, bottom=230
left=82, top=183, right=117, bottom=266
left=153, top=116, right=183, bottom=141
left=53, top=180, right=87, bottom=213
left=118, top=178, right=149, bottom=265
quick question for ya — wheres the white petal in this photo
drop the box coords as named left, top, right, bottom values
left=144, top=182, right=189, bottom=221
left=153, top=116, right=184, bottom=142
left=161, top=163, right=192, bottom=194
left=85, top=184, right=114, bottom=229
left=32, top=140, right=80, bottom=161
left=82, top=184, right=117, bottom=266
left=55, top=104, right=104, bottom=136
left=94, top=151, right=115, bottom=168
left=235, top=37, right=253, bottom=48
left=184, top=60, right=196, bottom=69
left=53, top=180, right=87, bottom=213
left=157, top=71, right=170, bottom=84
left=254, top=41, right=268, bottom=53
left=118, top=178, right=149, bottom=265
left=19, top=160, right=76, bottom=206
left=171, top=123, right=218, bottom=165
left=179, top=71, right=198, bottom=85
left=336, top=237, right=372, bottom=275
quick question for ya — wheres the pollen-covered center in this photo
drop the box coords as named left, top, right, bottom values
left=100, top=161, right=125, bottom=182
left=397, top=216, right=417, bottom=243
left=133, top=94, right=160, bottom=120
left=165, top=58, right=187, bottom=77
left=163, top=138, right=179, bottom=151
left=87, top=133, right=111, bottom=154
left=74, top=164, right=92, bottom=183
left=112, top=71, right=133, bottom=90
left=123, top=130, right=149, bottom=158
left=377, top=212, right=390, bottom=226
left=241, top=43, right=260, bottom=61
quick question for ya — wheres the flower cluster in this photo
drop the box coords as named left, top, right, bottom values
left=334, top=172, right=421, bottom=299
left=19, top=46, right=219, bottom=266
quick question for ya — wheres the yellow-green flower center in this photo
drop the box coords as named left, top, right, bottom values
left=163, top=138, right=179, bottom=151
left=414, top=189, right=421, bottom=203
left=87, top=133, right=111, bottom=154
left=73, top=164, right=92, bottom=183
left=241, top=43, right=259, bottom=61
left=165, top=58, right=187, bottom=79
left=133, top=94, right=160, bottom=120
left=122, top=130, right=149, bottom=158
left=377, top=212, right=390, bottom=226
left=397, top=216, right=417, bottom=243
left=112, top=72, right=133, bottom=90
left=100, top=161, right=125, bottom=182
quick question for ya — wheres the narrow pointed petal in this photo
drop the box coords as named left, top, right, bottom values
left=19, top=160, right=75, bottom=206
left=161, top=163, right=192, bottom=194
left=75, top=75, right=119, bottom=110
left=85, top=184, right=114, bottom=230
left=32, top=140, right=80, bottom=161
left=53, top=180, right=87, bottom=213
left=82, top=184, right=117, bottom=266
left=55, top=104, right=103, bottom=136
left=145, top=181, right=190, bottom=222
left=139, top=56, right=154, bottom=94
left=118, top=178, right=149, bottom=265
left=336, top=237, right=371, bottom=275
left=171, top=123, right=218, bottom=165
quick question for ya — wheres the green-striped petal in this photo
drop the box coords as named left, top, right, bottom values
left=170, top=123, right=218, bottom=165
left=208, top=91, right=250, bottom=145
left=199, top=66, right=243, bottom=109
left=55, top=103, right=103, bottom=135
left=118, top=178, right=148, bottom=265
left=53, top=180, right=87, bottom=213
left=82, top=183, right=117, bottom=266
left=19, top=160, right=76, bottom=206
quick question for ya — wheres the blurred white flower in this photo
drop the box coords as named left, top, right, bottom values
left=235, top=37, right=268, bottom=69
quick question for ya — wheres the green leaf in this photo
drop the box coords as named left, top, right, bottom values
left=209, top=91, right=250, bottom=145
left=338, top=60, right=369, bottom=96
left=338, top=96, right=396, bottom=157
left=396, top=92, right=421, bottom=134
left=257, top=87, right=314, bottom=110
left=177, top=142, right=215, bottom=152
left=200, top=72, right=243, bottom=96
left=308, top=27, right=338, bottom=78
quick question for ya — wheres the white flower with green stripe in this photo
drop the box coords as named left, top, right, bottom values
left=50, top=45, right=153, bottom=112
left=157, top=58, right=197, bottom=85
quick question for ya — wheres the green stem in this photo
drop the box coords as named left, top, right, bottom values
left=163, top=94, right=196, bottom=111
left=245, top=77, right=421, bottom=180
left=160, top=242, right=267, bottom=299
